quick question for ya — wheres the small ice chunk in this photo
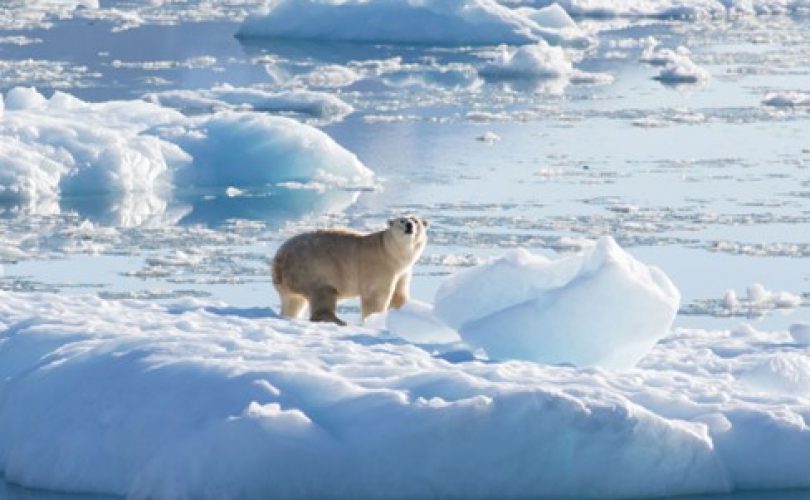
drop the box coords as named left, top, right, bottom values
left=762, top=92, right=810, bottom=107
left=225, top=186, right=244, bottom=198
left=480, top=43, right=572, bottom=79
left=722, top=289, right=739, bottom=310
left=654, top=54, right=710, bottom=84
left=476, top=131, right=501, bottom=143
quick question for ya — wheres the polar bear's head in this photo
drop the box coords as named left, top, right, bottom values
left=387, top=215, right=429, bottom=256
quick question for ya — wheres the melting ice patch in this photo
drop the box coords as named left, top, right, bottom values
left=434, top=237, right=680, bottom=369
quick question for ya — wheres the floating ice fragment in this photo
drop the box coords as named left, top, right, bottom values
left=654, top=53, right=710, bottom=84
left=434, top=236, right=680, bottom=369
left=762, top=91, right=810, bottom=107
left=476, top=131, right=502, bottom=143
left=480, top=43, right=572, bottom=80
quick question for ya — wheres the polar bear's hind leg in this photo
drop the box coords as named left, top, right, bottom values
left=309, top=286, right=345, bottom=326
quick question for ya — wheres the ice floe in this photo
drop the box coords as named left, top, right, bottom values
left=1, top=286, right=810, bottom=498
left=478, top=42, right=612, bottom=89
left=237, top=0, right=583, bottom=46
left=0, top=88, right=374, bottom=223
left=763, top=91, right=810, bottom=107
left=144, top=85, right=354, bottom=123
left=434, top=236, right=680, bottom=369
left=652, top=51, right=711, bottom=85
left=480, top=42, right=573, bottom=79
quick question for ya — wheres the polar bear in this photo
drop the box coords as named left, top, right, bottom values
left=272, top=216, right=428, bottom=325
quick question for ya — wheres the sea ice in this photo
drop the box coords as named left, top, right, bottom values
left=653, top=52, right=711, bottom=84
left=2, top=290, right=810, bottom=498
left=237, top=0, right=574, bottom=46
left=165, top=112, right=374, bottom=191
left=434, top=236, right=680, bottom=369
left=762, top=91, right=810, bottom=107
left=480, top=42, right=573, bottom=79
left=144, top=85, right=354, bottom=123
left=0, top=88, right=374, bottom=221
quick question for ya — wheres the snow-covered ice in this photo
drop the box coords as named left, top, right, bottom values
left=653, top=52, right=711, bottom=84
left=480, top=42, right=573, bottom=79
left=434, top=237, right=680, bottom=369
left=1, top=287, right=810, bottom=498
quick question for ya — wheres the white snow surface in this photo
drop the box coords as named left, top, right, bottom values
left=0, top=88, right=374, bottom=215
left=434, top=237, right=680, bottom=369
left=237, top=0, right=580, bottom=46
left=1, top=287, right=810, bottom=498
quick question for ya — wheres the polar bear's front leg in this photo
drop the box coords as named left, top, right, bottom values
left=389, top=273, right=411, bottom=310
left=361, top=286, right=395, bottom=320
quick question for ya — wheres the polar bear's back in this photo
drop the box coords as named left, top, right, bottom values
left=272, top=229, right=372, bottom=296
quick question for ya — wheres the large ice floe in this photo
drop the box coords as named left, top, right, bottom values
left=0, top=87, right=373, bottom=224
left=2, top=265, right=810, bottom=497
left=237, top=0, right=590, bottom=46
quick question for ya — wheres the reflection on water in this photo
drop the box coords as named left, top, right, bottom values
left=1, top=477, right=809, bottom=500
left=0, top=185, right=362, bottom=229
left=0, top=479, right=118, bottom=500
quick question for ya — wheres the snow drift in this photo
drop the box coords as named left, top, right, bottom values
left=237, top=0, right=581, bottom=46
left=434, top=237, right=680, bottom=369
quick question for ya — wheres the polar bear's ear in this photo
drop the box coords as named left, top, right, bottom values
left=388, top=218, right=397, bottom=227
left=420, top=217, right=429, bottom=228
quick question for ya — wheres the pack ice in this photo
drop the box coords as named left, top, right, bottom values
left=434, top=237, right=680, bottom=369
